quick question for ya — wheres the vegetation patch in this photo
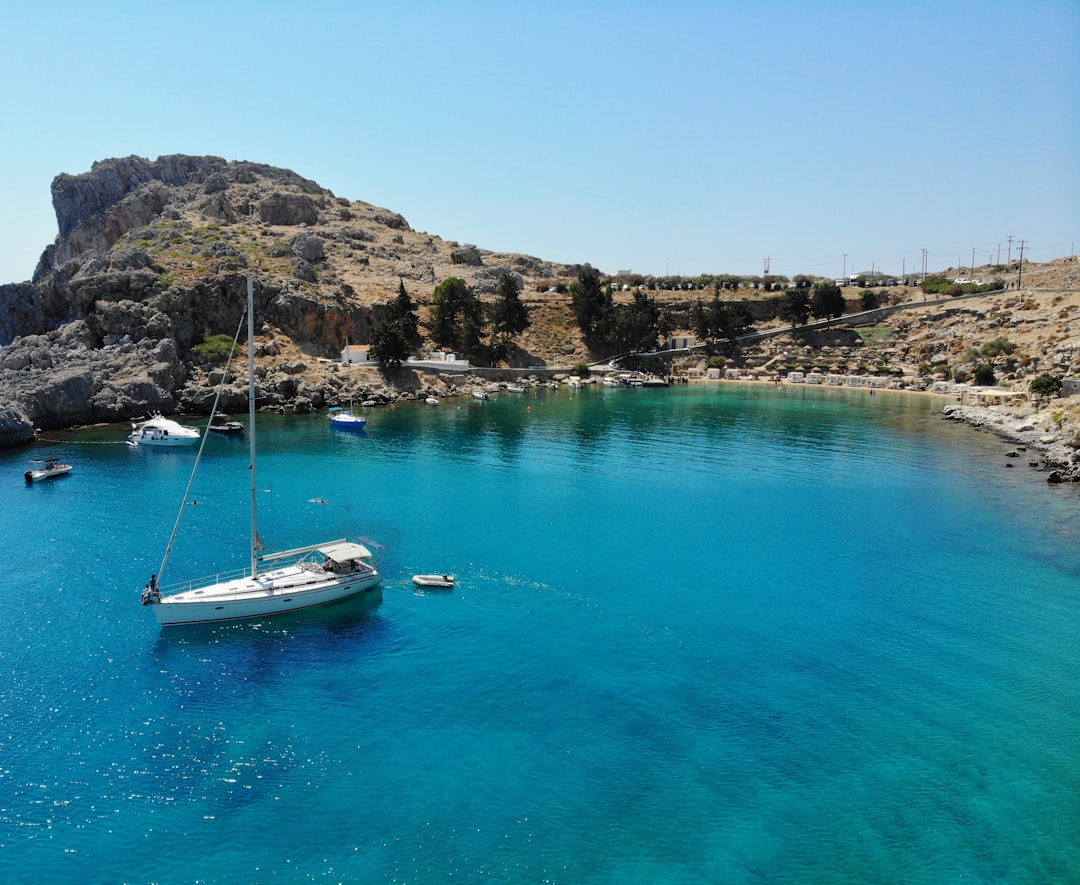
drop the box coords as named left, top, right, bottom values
left=857, top=327, right=893, bottom=346
left=192, top=333, right=237, bottom=365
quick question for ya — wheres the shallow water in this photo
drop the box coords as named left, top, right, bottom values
left=2, top=384, right=1078, bottom=883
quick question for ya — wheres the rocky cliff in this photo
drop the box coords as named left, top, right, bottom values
left=0, top=155, right=578, bottom=445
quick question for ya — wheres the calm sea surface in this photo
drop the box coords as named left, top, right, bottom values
left=2, top=383, right=1078, bottom=884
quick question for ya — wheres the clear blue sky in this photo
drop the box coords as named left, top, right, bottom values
left=1, top=0, right=1076, bottom=284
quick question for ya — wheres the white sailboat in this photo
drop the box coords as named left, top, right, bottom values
left=141, top=278, right=382, bottom=626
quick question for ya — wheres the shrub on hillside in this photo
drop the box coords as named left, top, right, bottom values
left=192, top=334, right=235, bottom=365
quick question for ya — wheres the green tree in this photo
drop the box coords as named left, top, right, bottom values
left=488, top=271, right=530, bottom=356
left=810, top=281, right=846, bottom=319
left=569, top=266, right=612, bottom=345
left=368, top=321, right=410, bottom=368
left=657, top=307, right=674, bottom=345
left=368, top=279, right=422, bottom=368
left=716, top=301, right=752, bottom=344
left=973, top=363, right=996, bottom=386
left=611, top=290, right=661, bottom=354
left=429, top=277, right=485, bottom=359
left=391, top=278, right=422, bottom=349
left=859, top=289, right=881, bottom=310
left=693, top=292, right=752, bottom=344
left=1029, top=374, right=1063, bottom=397
left=691, top=299, right=710, bottom=340
left=779, top=290, right=810, bottom=327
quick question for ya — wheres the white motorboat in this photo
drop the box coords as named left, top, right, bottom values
left=505, top=385, right=526, bottom=394
left=425, top=396, right=439, bottom=406
left=412, top=574, right=455, bottom=589
left=472, top=391, right=489, bottom=401
left=24, top=456, right=73, bottom=482
left=329, top=405, right=367, bottom=430
left=141, top=279, right=382, bottom=626
left=128, top=414, right=200, bottom=447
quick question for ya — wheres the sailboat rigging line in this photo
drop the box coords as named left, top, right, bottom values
left=337, top=494, right=362, bottom=542
left=156, top=306, right=247, bottom=584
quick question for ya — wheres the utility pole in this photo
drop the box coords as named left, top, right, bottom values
left=1007, top=234, right=1014, bottom=264
left=842, top=253, right=847, bottom=279
left=971, top=246, right=976, bottom=278
left=1017, top=240, right=1027, bottom=288
left=921, top=248, right=927, bottom=279
left=995, top=243, right=1002, bottom=265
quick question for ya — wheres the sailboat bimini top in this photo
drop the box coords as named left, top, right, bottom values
left=319, top=542, right=374, bottom=563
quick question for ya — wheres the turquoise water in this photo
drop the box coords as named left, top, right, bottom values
left=2, top=384, right=1078, bottom=884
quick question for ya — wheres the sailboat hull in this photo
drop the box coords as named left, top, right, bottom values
left=152, top=563, right=382, bottom=626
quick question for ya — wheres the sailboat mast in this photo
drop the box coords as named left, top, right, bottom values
left=248, top=277, right=259, bottom=577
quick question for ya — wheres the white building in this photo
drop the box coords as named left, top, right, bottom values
left=341, top=344, right=372, bottom=365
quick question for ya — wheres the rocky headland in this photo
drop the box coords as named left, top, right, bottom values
left=1, top=154, right=1078, bottom=481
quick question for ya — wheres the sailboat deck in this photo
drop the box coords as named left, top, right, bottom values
left=159, top=559, right=378, bottom=604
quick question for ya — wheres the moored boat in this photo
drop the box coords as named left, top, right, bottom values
left=128, top=414, right=200, bottom=447
left=329, top=405, right=367, bottom=430
left=24, top=456, right=73, bottom=482
left=412, top=574, right=455, bottom=589
left=208, top=413, right=244, bottom=434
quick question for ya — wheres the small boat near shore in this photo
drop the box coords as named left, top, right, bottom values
left=473, top=391, right=489, bottom=401
left=128, top=414, right=201, bottom=447
left=208, top=413, right=244, bottom=434
left=505, top=385, right=526, bottom=394
left=329, top=405, right=367, bottom=430
left=24, top=456, right=73, bottom=483
left=425, top=396, right=439, bottom=406
left=412, top=574, right=455, bottom=589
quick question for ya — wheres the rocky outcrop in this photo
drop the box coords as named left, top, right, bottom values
left=942, top=404, right=1080, bottom=481
left=258, top=193, right=320, bottom=226
left=450, top=244, right=483, bottom=266
left=0, top=153, right=569, bottom=445
left=0, top=282, right=48, bottom=342
left=0, top=328, right=188, bottom=429
left=0, top=404, right=35, bottom=447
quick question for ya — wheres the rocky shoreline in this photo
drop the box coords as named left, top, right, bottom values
left=692, top=376, right=1080, bottom=484
left=942, top=402, right=1080, bottom=483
